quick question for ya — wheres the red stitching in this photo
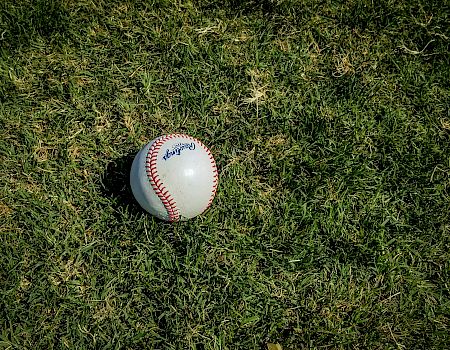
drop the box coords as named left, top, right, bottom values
left=145, top=134, right=219, bottom=221
left=145, top=135, right=181, bottom=222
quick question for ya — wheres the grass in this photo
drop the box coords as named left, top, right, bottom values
left=1, top=0, right=449, bottom=349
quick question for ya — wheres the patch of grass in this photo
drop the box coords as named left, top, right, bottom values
left=1, top=0, right=449, bottom=349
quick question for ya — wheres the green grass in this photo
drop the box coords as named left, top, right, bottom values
left=1, top=0, right=449, bottom=349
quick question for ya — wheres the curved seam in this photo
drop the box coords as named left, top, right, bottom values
left=145, top=135, right=181, bottom=221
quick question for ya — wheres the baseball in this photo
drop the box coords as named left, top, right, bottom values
left=130, top=134, right=219, bottom=221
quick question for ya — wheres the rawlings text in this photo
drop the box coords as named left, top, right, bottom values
left=162, top=142, right=196, bottom=161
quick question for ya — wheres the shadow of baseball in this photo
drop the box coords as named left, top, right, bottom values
left=100, top=153, right=141, bottom=212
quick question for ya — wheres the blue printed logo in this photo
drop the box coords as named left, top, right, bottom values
left=162, top=142, right=196, bottom=161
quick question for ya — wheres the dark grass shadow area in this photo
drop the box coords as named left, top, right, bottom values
left=100, top=153, right=143, bottom=214
left=0, top=0, right=69, bottom=50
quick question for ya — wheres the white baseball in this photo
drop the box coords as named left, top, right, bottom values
left=130, top=134, right=219, bottom=221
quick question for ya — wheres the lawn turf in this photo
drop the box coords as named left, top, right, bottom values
left=1, top=0, right=450, bottom=349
